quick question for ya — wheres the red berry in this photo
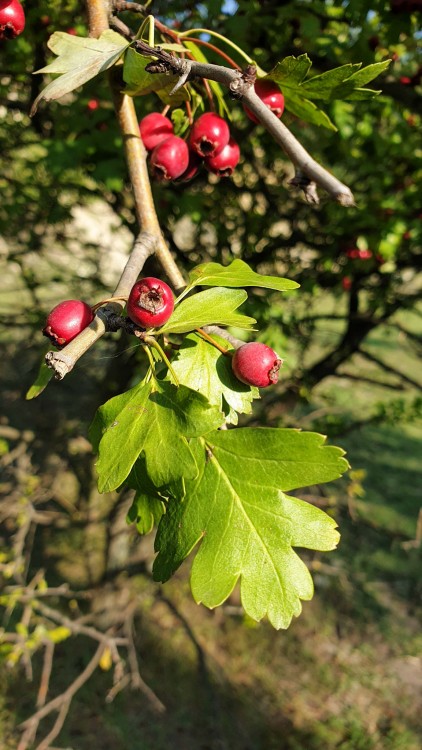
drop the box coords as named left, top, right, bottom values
left=0, top=0, right=25, bottom=40
left=342, top=276, right=352, bottom=291
left=205, top=137, right=240, bottom=177
left=43, top=300, right=94, bottom=348
left=346, top=248, right=360, bottom=259
left=127, top=277, right=174, bottom=328
left=346, top=248, right=372, bottom=260
left=189, top=113, right=230, bottom=158
left=67, top=27, right=77, bottom=35
left=244, top=79, right=285, bottom=124
left=176, top=149, right=202, bottom=182
left=399, top=76, right=412, bottom=85
left=87, top=99, right=100, bottom=111
left=232, top=342, right=282, bottom=388
left=150, top=136, right=189, bottom=181
left=140, top=113, right=174, bottom=152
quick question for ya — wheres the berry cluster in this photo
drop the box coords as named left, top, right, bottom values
left=139, top=78, right=284, bottom=183
left=0, top=0, right=25, bottom=39
left=140, top=112, right=240, bottom=182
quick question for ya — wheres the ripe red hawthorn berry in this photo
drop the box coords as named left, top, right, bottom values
left=150, top=136, right=189, bottom=181
left=127, top=277, right=174, bottom=328
left=342, top=276, right=352, bottom=291
left=189, top=113, right=230, bottom=158
left=244, top=79, right=285, bottom=124
left=176, top=148, right=202, bottom=182
left=346, top=248, right=372, bottom=260
left=0, top=0, right=25, bottom=40
left=232, top=342, right=282, bottom=388
left=205, top=137, right=240, bottom=177
left=43, top=300, right=94, bottom=348
left=87, top=99, right=100, bottom=111
left=140, top=113, right=174, bottom=152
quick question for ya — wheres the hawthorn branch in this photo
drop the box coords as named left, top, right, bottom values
left=45, top=2, right=188, bottom=380
left=45, top=230, right=156, bottom=379
left=133, top=42, right=355, bottom=206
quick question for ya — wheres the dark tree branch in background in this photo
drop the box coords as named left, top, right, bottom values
left=134, top=41, right=356, bottom=206
left=358, top=348, right=422, bottom=390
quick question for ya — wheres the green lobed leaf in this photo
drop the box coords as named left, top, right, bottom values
left=160, top=287, right=256, bottom=335
left=187, top=259, right=299, bottom=292
left=171, top=333, right=260, bottom=424
left=25, top=358, right=53, bottom=400
left=127, top=491, right=165, bottom=535
left=267, top=54, right=312, bottom=87
left=283, top=92, right=337, bottom=131
left=301, top=63, right=362, bottom=99
left=343, top=60, right=391, bottom=88
left=90, top=379, right=224, bottom=493
left=122, top=47, right=190, bottom=105
left=154, top=429, right=347, bottom=629
left=266, top=56, right=390, bottom=128
left=31, top=31, right=130, bottom=114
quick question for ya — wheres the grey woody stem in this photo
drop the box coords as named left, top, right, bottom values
left=44, top=1, right=188, bottom=380
left=135, top=43, right=355, bottom=206
left=45, top=231, right=156, bottom=380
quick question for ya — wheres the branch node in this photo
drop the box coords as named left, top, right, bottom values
left=229, top=65, right=254, bottom=99
left=289, top=169, right=320, bottom=205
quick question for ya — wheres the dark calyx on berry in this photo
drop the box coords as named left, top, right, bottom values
left=0, top=0, right=25, bottom=39
left=232, top=342, right=283, bottom=388
left=150, top=136, right=189, bottom=181
left=189, top=113, right=230, bottom=158
left=127, top=277, right=174, bottom=328
left=205, top=137, right=240, bottom=177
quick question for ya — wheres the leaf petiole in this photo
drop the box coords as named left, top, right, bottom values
left=144, top=336, right=180, bottom=387
left=134, top=14, right=155, bottom=44
left=178, top=28, right=255, bottom=67
left=195, top=328, right=231, bottom=356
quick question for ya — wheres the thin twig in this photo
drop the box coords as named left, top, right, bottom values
left=33, top=601, right=128, bottom=647
left=19, top=643, right=106, bottom=740
left=124, top=610, right=166, bottom=713
left=36, top=641, right=55, bottom=708
left=44, top=230, right=156, bottom=379
left=34, top=698, right=70, bottom=750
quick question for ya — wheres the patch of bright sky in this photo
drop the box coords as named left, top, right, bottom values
left=222, top=0, right=239, bottom=13
left=198, top=0, right=238, bottom=40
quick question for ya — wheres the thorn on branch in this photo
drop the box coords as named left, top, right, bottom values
left=289, top=169, right=320, bottom=205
